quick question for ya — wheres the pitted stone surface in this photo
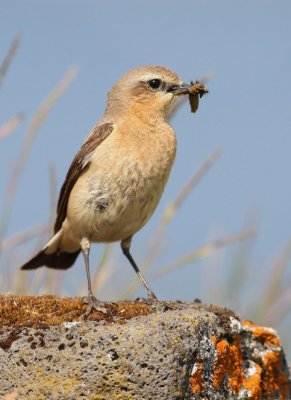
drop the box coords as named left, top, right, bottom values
left=0, top=299, right=290, bottom=399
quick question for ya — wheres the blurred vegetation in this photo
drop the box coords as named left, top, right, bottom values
left=1, top=36, right=290, bottom=359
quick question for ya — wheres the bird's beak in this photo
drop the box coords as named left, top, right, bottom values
left=167, top=83, right=192, bottom=95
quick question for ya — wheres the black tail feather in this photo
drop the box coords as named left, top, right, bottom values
left=21, top=249, right=81, bottom=270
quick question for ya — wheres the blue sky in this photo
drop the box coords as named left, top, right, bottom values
left=1, top=0, right=291, bottom=339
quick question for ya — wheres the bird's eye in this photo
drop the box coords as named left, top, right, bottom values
left=148, top=79, right=162, bottom=90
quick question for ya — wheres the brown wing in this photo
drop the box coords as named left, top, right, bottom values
left=54, top=122, right=114, bottom=232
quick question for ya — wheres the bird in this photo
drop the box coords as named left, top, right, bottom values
left=21, top=65, right=207, bottom=316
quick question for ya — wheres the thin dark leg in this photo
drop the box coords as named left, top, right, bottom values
left=121, top=238, right=157, bottom=301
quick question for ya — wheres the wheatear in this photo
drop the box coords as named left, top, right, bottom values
left=21, top=66, right=208, bottom=316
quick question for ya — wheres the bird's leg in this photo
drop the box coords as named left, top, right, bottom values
left=121, top=237, right=157, bottom=301
left=80, top=237, right=109, bottom=317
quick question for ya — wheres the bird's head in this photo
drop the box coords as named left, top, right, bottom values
left=105, top=65, right=194, bottom=123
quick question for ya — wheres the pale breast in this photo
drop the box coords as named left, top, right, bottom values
left=66, top=123, right=176, bottom=243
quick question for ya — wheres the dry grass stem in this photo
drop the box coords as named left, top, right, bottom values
left=0, top=114, right=24, bottom=140
left=19, top=66, right=78, bottom=168
left=161, top=150, right=222, bottom=225
left=146, top=149, right=222, bottom=266
left=262, top=286, right=291, bottom=326
left=222, top=208, right=260, bottom=305
left=156, top=228, right=257, bottom=277
left=198, top=70, right=214, bottom=86
left=0, top=66, right=78, bottom=241
left=0, top=224, right=49, bottom=253
left=0, top=34, right=21, bottom=87
left=264, top=239, right=291, bottom=305
left=251, top=239, right=291, bottom=323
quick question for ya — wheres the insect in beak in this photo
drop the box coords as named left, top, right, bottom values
left=168, top=80, right=209, bottom=113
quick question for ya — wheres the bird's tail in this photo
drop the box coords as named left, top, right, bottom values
left=21, top=249, right=80, bottom=270
left=21, top=229, right=80, bottom=270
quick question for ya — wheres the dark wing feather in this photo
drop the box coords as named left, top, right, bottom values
left=54, top=122, right=114, bottom=232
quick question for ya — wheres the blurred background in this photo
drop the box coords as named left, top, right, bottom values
left=1, top=1, right=290, bottom=357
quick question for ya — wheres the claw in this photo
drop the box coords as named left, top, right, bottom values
left=81, top=295, right=111, bottom=318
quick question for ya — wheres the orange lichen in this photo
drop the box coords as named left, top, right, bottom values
left=227, top=339, right=244, bottom=393
left=211, top=329, right=289, bottom=399
left=212, top=339, right=231, bottom=388
left=242, top=320, right=289, bottom=399
left=242, top=364, right=263, bottom=400
left=262, top=351, right=289, bottom=399
left=212, top=338, right=243, bottom=393
left=189, top=362, right=204, bottom=395
left=243, top=320, right=280, bottom=347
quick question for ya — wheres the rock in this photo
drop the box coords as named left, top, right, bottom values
left=0, top=295, right=290, bottom=399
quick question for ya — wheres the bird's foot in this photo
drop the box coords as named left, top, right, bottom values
left=134, top=296, right=173, bottom=313
left=135, top=292, right=171, bottom=311
left=135, top=291, right=158, bottom=304
left=81, top=295, right=112, bottom=318
left=147, top=291, right=158, bottom=302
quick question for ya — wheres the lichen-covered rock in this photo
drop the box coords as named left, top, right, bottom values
left=0, top=295, right=290, bottom=399
left=190, top=319, right=290, bottom=399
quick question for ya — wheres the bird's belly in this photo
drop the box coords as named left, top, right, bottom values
left=64, top=124, right=176, bottom=247
left=66, top=165, right=169, bottom=243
